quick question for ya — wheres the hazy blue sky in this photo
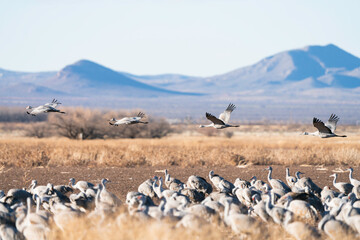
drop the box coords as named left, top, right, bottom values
left=0, top=0, right=359, bottom=76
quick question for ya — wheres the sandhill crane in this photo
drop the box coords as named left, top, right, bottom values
left=180, top=188, right=205, bottom=203
left=329, top=173, right=353, bottom=195
left=318, top=212, right=352, bottom=240
left=343, top=204, right=360, bottom=234
left=223, top=200, right=259, bottom=235
left=34, top=195, right=51, bottom=221
left=233, top=186, right=252, bottom=207
left=4, top=188, right=32, bottom=205
left=45, top=183, right=70, bottom=203
left=265, top=190, right=293, bottom=225
left=0, top=224, right=22, bottom=240
left=208, top=170, right=222, bottom=187
left=184, top=204, right=216, bottom=220
left=235, top=178, right=250, bottom=188
left=285, top=168, right=297, bottom=187
left=19, top=198, right=50, bottom=240
left=209, top=170, right=234, bottom=193
left=347, top=167, right=360, bottom=186
left=160, top=169, right=185, bottom=191
left=69, top=178, right=94, bottom=193
left=285, top=198, right=318, bottom=222
left=50, top=200, right=82, bottom=232
left=265, top=166, right=291, bottom=193
left=186, top=175, right=213, bottom=194
left=152, top=177, right=177, bottom=199
left=138, top=177, right=156, bottom=198
left=294, top=172, right=322, bottom=196
left=54, top=184, right=73, bottom=195
left=283, top=211, right=320, bottom=240
left=302, top=114, right=346, bottom=138
left=199, top=103, right=239, bottom=129
left=202, top=198, right=224, bottom=214
left=98, top=178, right=120, bottom=208
left=249, top=176, right=270, bottom=192
left=251, top=198, right=271, bottom=222
left=26, top=99, right=65, bottom=116
left=109, top=112, right=148, bottom=126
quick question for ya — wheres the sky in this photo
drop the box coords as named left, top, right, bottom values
left=0, top=0, right=359, bottom=76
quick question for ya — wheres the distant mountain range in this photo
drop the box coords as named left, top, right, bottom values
left=131, top=44, right=360, bottom=93
left=1, top=44, right=359, bottom=122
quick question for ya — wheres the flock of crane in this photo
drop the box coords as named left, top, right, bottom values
left=26, top=99, right=347, bottom=138
left=1, top=167, right=360, bottom=239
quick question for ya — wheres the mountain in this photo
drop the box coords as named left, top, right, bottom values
left=1, top=44, right=360, bottom=122
left=131, top=44, right=360, bottom=93
left=53, top=60, right=202, bottom=96
left=0, top=60, right=201, bottom=99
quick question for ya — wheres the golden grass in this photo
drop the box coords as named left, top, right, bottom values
left=0, top=134, right=360, bottom=167
left=47, top=212, right=358, bottom=240
left=48, top=211, right=291, bottom=240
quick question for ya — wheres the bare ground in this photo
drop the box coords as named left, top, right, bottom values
left=0, top=165, right=357, bottom=201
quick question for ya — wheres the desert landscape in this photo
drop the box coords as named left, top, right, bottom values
left=1, top=127, right=360, bottom=239
left=1, top=1, right=360, bottom=239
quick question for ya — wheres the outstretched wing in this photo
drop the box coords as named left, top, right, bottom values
left=44, top=99, right=61, bottom=108
left=325, top=114, right=339, bottom=133
left=313, top=117, right=332, bottom=134
left=218, top=103, right=236, bottom=123
left=206, top=112, right=225, bottom=125
left=137, top=112, right=146, bottom=119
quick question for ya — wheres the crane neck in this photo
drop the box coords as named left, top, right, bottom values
left=332, top=175, right=337, bottom=185
left=95, top=184, right=103, bottom=206
left=101, top=180, right=107, bottom=190
left=349, top=169, right=353, bottom=180
left=267, top=169, right=272, bottom=182
left=159, top=178, right=164, bottom=192
left=165, top=171, right=170, bottom=184
left=36, top=196, right=40, bottom=213
left=265, top=192, right=273, bottom=214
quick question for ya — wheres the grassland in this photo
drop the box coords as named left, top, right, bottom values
left=0, top=132, right=359, bottom=167
left=1, top=127, right=360, bottom=240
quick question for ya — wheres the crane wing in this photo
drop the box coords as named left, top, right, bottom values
left=137, top=112, right=146, bottom=119
left=44, top=99, right=61, bottom=108
left=218, top=103, right=236, bottom=123
left=324, top=114, right=339, bottom=133
left=206, top=112, right=225, bottom=125
left=313, top=117, right=332, bottom=134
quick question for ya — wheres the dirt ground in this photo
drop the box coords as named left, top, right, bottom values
left=0, top=165, right=357, bottom=201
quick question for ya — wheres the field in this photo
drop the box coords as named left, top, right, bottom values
left=0, top=130, right=359, bottom=167
left=1, top=129, right=360, bottom=240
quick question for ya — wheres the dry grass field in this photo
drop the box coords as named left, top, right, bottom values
left=0, top=133, right=359, bottom=167
left=47, top=215, right=292, bottom=240
left=1, top=127, right=359, bottom=240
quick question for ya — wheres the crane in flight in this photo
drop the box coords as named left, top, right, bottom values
left=302, top=114, right=346, bottom=138
left=199, top=103, right=239, bottom=129
left=109, top=112, right=148, bottom=126
left=26, top=99, right=65, bottom=116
